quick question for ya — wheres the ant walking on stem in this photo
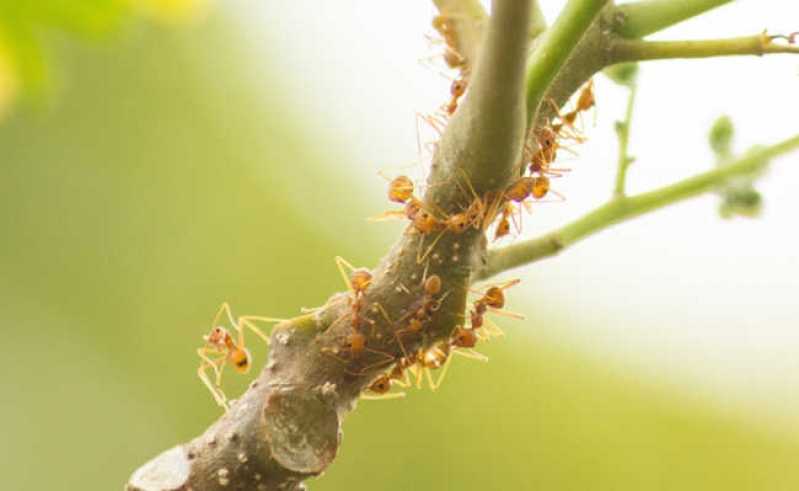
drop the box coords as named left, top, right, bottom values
left=197, top=302, right=283, bottom=410
left=322, top=257, right=395, bottom=371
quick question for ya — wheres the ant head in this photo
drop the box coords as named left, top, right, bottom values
left=450, top=79, right=467, bottom=98
left=368, top=374, right=392, bottom=394
left=484, top=287, right=505, bottom=309
left=204, top=326, right=227, bottom=345
left=536, top=127, right=557, bottom=149
left=404, top=199, right=422, bottom=220
left=452, top=326, right=478, bottom=348
left=388, top=176, right=414, bottom=204
left=229, top=347, right=252, bottom=374
left=413, top=210, right=440, bottom=234
left=424, top=274, right=442, bottom=295
left=350, top=269, right=373, bottom=293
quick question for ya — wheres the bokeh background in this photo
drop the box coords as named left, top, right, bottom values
left=1, top=1, right=798, bottom=490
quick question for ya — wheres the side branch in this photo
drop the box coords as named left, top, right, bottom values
left=476, top=134, right=799, bottom=280
left=525, top=0, right=608, bottom=124
left=613, top=0, right=733, bottom=39
left=611, top=33, right=799, bottom=63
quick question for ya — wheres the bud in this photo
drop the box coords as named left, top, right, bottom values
left=603, top=63, right=638, bottom=87
left=709, top=115, right=734, bottom=159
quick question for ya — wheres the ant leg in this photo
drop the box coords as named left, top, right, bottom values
left=417, top=229, right=446, bottom=264
left=372, top=302, right=394, bottom=326
left=369, top=209, right=407, bottom=222
left=453, top=348, right=489, bottom=362
left=356, top=347, right=397, bottom=374
left=211, top=302, right=236, bottom=330
left=335, top=256, right=357, bottom=292
left=361, top=391, right=407, bottom=401
left=238, top=316, right=285, bottom=345
left=197, top=358, right=229, bottom=410
left=483, top=317, right=506, bottom=338
left=488, top=307, right=525, bottom=320
left=394, top=329, right=415, bottom=360
left=428, top=354, right=453, bottom=391
left=197, top=347, right=224, bottom=381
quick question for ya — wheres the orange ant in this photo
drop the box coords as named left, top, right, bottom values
left=394, top=274, right=445, bottom=357
left=197, top=303, right=283, bottom=410
left=432, top=15, right=467, bottom=70
left=322, top=257, right=395, bottom=371
left=412, top=335, right=488, bottom=391
left=555, top=79, right=596, bottom=134
left=468, top=279, right=523, bottom=340
left=493, top=202, right=514, bottom=240
left=362, top=356, right=416, bottom=400
left=445, top=78, right=468, bottom=115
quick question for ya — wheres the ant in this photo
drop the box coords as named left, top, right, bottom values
left=197, top=302, right=283, bottom=410
left=555, top=79, right=596, bottom=134
left=362, top=356, right=416, bottom=400
left=445, top=78, right=468, bottom=115
left=493, top=202, right=514, bottom=240
left=412, top=336, right=488, bottom=391
left=432, top=15, right=467, bottom=70
left=394, top=274, right=445, bottom=358
left=468, top=279, right=523, bottom=340
left=322, top=257, right=394, bottom=372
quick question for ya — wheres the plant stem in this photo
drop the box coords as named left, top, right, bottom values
left=612, top=34, right=799, bottom=62
left=476, top=134, right=799, bottom=280
left=525, top=0, right=608, bottom=124
left=613, top=82, right=637, bottom=197
left=614, top=0, right=732, bottom=39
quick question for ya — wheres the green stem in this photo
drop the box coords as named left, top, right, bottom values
left=613, top=82, right=637, bottom=197
left=476, top=134, right=799, bottom=280
left=525, top=0, right=608, bottom=124
left=612, top=34, right=799, bottom=62
left=614, top=0, right=732, bottom=39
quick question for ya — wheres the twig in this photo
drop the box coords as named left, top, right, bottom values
left=613, top=74, right=637, bottom=197
left=613, top=0, right=733, bottom=39
left=525, top=0, right=608, bottom=124
left=611, top=33, right=799, bottom=63
left=476, top=134, right=799, bottom=280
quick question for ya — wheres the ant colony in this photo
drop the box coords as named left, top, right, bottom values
left=194, top=13, right=597, bottom=410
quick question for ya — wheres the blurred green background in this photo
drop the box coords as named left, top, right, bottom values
left=1, top=2, right=797, bottom=490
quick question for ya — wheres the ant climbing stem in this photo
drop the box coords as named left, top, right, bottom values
left=196, top=302, right=283, bottom=410
left=322, top=257, right=395, bottom=372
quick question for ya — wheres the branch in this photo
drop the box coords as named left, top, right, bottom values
left=476, top=134, right=799, bottom=280
left=127, top=1, right=533, bottom=490
left=612, top=66, right=638, bottom=197
left=611, top=32, right=799, bottom=63
left=613, top=0, right=733, bottom=39
left=436, top=0, right=532, bottom=190
left=526, top=0, right=609, bottom=124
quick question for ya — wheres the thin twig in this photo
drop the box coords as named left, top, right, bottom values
left=526, top=0, right=609, bottom=124
left=476, top=134, right=799, bottom=280
left=613, top=81, right=637, bottom=197
left=613, top=0, right=733, bottom=39
left=612, top=33, right=799, bottom=63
